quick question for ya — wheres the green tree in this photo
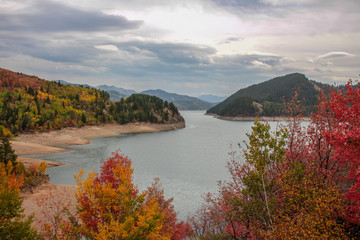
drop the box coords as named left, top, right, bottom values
left=236, top=119, right=288, bottom=233
left=190, top=119, right=288, bottom=239
left=0, top=126, right=17, bottom=167
left=81, top=112, right=87, bottom=124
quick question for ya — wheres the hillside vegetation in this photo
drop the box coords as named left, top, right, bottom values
left=207, top=73, right=326, bottom=117
left=0, top=68, right=183, bottom=134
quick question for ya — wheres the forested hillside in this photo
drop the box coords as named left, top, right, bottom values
left=207, top=73, right=326, bottom=117
left=0, top=68, right=183, bottom=134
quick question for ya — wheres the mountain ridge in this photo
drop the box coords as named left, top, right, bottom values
left=96, top=84, right=136, bottom=101
left=207, top=73, right=330, bottom=118
left=78, top=83, right=215, bottom=111
left=140, top=89, right=214, bottom=110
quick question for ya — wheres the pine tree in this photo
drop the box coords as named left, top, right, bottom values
left=0, top=127, right=17, bottom=167
left=81, top=112, right=86, bottom=124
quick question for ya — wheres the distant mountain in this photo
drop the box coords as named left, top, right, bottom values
left=55, top=82, right=136, bottom=101
left=106, top=90, right=127, bottom=102
left=198, top=94, right=226, bottom=103
left=57, top=80, right=93, bottom=89
left=207, top=73, right=328, bottom=117
left=141, top=89, right=214, bottom=110
left=96, top=85, right=136, bottom=101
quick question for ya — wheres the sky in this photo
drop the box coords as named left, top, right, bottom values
left=0, top=0, right=359, bottom=97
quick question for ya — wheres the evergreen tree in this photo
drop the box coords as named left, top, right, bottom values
left=0, top=127, right=17, bottom=167
left=81, top=112, right=87, bottom=124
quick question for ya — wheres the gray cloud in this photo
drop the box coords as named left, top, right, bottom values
left=0, top=33, right=101, bottom=63
left=209, top=0, right=360, bottom=34
left=225, top=37, right=242, bottom=42
left=0, top=0, right=359, bottom=96
left=217, top=37, right=243, bottom=44
left=116, top=42, right=217, bottom=65
left=207, top=0, right=299, bottom=16
left=317, top=52, right=354, bottom=59
left=215, top=53, right=283, bottom=68
left=0, top=0, right=143, bottom=63
left=0, top=1, right=142, bottom=33
left=209, top=0, right=270, bottom=10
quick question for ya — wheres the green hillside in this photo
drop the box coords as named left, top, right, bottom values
left=0, top=68, right=183, bottom=134
left=207, top=73, right=326, bottom=117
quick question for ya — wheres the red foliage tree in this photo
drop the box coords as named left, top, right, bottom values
left=146, top=178, right=191, bottom=240
left=322, top=82, right=360, bottom=227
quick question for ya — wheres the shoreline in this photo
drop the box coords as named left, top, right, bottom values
left=18, top=121, right=184, bottom=228
left=205, top=113, right=311, bottom=122
left=12, top=121, right=185, bottom=168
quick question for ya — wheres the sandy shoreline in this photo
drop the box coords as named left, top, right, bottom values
left=12, top=121, right=185, bottom=167
left=16, top=121, right=185, bottom=229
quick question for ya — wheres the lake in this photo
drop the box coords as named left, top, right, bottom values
left=26, top=111, right=280, bottom=219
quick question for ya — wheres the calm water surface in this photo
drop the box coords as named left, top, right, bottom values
left=27, top=111, right=274, bottom=218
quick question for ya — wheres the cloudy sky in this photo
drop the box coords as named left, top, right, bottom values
left=0, top=0, right=359, bottom=97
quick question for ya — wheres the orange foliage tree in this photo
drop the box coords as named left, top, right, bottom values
left=0, top=162, right=38, bottom=239
left=74, top=152, right=184, bottom=240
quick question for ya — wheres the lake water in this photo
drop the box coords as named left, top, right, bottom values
left=26, top=111, right=279, bottom=219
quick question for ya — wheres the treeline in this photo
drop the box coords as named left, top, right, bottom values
left=109, top=94, right=180, bottom=124
left=0, top=68, right=183, bottom=134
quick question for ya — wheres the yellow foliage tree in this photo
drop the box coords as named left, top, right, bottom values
left=74, top=152, right=168, bottom=240
left=267, top=163, right=347, bottom=239
left=38, top=162, right=47, bottom=174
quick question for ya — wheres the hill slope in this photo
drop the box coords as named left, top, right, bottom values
left=141, top=89, right=214, bottom=110
left=0, top=68, right=183, bottom=134
left=207, top=73, right=326, bottom=117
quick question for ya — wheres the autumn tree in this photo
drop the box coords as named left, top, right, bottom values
left=280, top=81, right=360, bottom=238
left=0, top=162, right=38, bottom=239
left=233, top=119, right=287, bottom=235
left=146, top=178, right=190, bottom=240
left=320, top=81, right=360, bottom=237
left=268, top=162, right=347, bottom=239
left=74, top=152, right=168, bottom=239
